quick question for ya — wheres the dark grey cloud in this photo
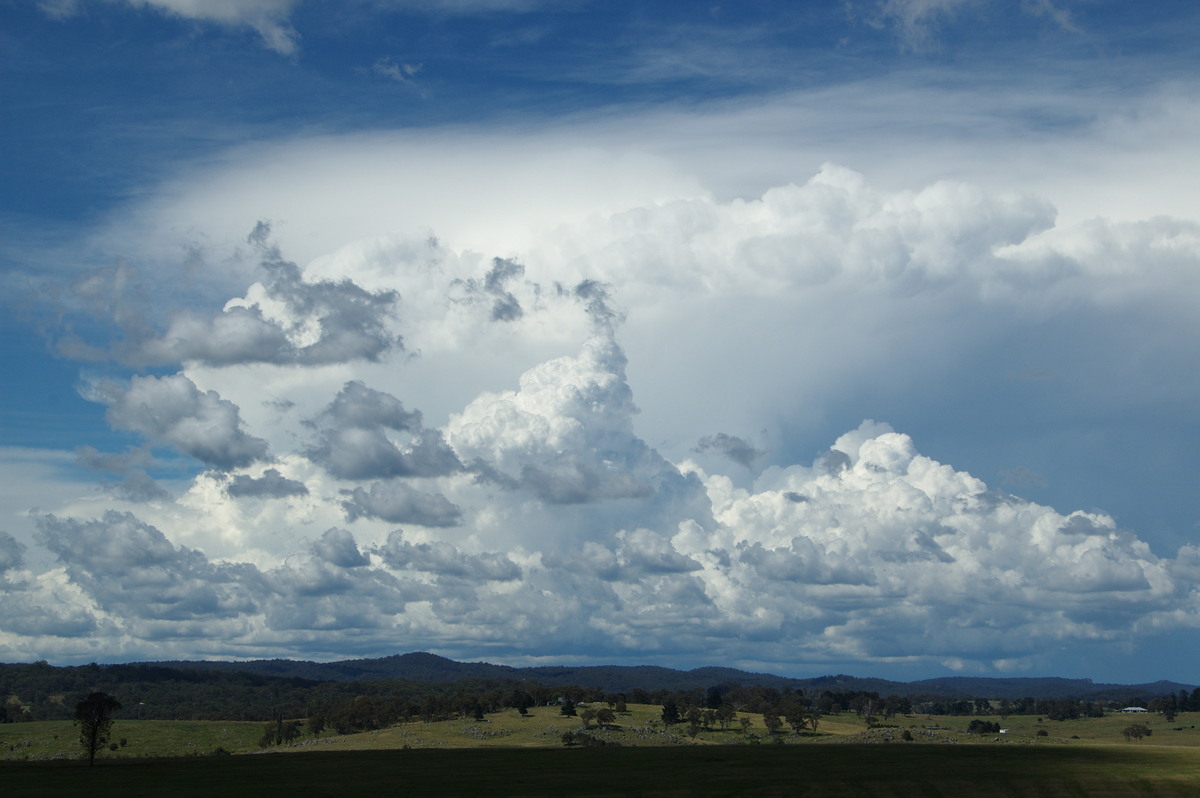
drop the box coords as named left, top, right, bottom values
left=695, top=433, right=764, bottom=469
left=112, top=470, right=173, bottom=503
left=570, top=279, right=621, bottom=329
left=375, top=530, right=522, bottom=582
left=310, top=528, right=371, bottom=568
left=0, top=531, right=24, bottom=573
left=616, top=529, right=701, bottom=575
left=816, top=448, right=852, bottom=475
left=308, top=427, right=461, bottom=480
left=1059, top=513, right=1114, bottom=537
left=141, top=305, right=296, bottom=366
left=34, top=511, right=265, bottom=621
left=485, top=258, right=525, bottom=321
left=341, top=480, right=462, bottom=527
left=323, top=380, right=422, bottom=430
left=226, top=468, right=310, bottom=499
left=453, top=257, right=527, bottom=322
left=518, top=457, right=653, bottom=505
left=307, top=382, right=461, bottom=480
left=74, top=445, right=171, bottom=502
left=94, top=374, right=269, bottom=470
left=54, top=224, right=402, bottom=368
left=75, top=445, right=155, bottom=474
left=261, top=561, right=418, bottom=631
left=0, top=592, right=101, bottom=637
left=255, top=255, right=402, bottom=366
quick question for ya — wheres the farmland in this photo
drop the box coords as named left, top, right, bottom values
left=4, top=706, right=1200, bottom=796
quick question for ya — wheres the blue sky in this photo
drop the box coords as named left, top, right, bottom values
left=2, top=0, right=1199, bottom=683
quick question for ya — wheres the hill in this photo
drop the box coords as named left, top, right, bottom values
left=135, top=652, right=1196, bottom=700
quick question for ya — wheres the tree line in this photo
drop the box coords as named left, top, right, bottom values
left=3, top=660, right=1195, bottom=736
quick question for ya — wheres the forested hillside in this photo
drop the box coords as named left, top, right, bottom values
left=135, top=652, right=1195, bottom=700
left=3, top=655, right=1195, bottom=731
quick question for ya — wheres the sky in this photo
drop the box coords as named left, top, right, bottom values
left=1, top=0, right=1199, bottom=684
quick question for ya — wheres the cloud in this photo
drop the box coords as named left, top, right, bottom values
left=34, top=511, right=265, bottom=625
left=452, top=258, right=527, bottom=322
left=6, top=115, right=1199, bottom=673
left=862, top=0, right=1085, bottom=51
left=37, top=1, right=301, bottom=55
left=322, top=380, right=422, bottom=430
left=670, top=421, right=1186, bottom=665
left=9, top=408, right=1200, bottom=671
left=0, top=572, right=103, bottom=639
left=372, top=57, right=422, bottom=85
left=1021, top=0, right=1082, bottom=35
left=129, top=0, right=300, bottom=55
left=111, top=470, right=174, bottom=503
left=92, top=373, right=269, bottom=470
left=140, top=232, right=403, bottom=367
left=861, top=0, right=974, bottom=50
left=375, top=530, right=521, bottom=582
left=341, top=480, right=462, bottom=527
left=615, top=528, right=701, bottom=575
left=74, top=445, right=173, bottom=502
left=306, top=381, right=462, bottom=480
left=39, top=0, right=557, bottom=60
left=225, top=468, right=309, bottom=499
left=309, top=527, right=371, bottom=568
left=695, top=433, right=763, bottom=470
left=0, top=532, right=25, bottom=575
left=447, top=334, right=671, bottom=505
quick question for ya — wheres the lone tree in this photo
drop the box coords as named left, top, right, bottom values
left=75, top=692, right=121, bottom=766
left=1123, top=724, right=1152, bottom=742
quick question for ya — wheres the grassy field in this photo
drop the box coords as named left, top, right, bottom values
left=5, top=707, right=1199, bottom=796
left=0, top=718, right=263, bottom=760
left=4, top=742, right=1200, bottom=797
left=5, top=705, right=1199, bottom=759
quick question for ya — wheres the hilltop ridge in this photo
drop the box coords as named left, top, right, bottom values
left=135, top=652, right=1195, bottom=701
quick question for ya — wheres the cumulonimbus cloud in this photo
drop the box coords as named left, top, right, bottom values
left=6, top=157, right=1198, bottom=675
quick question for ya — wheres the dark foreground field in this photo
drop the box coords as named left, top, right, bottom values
left=5, top=744, right=1200, bottom=797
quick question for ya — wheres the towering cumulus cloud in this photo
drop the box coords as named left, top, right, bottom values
left=3, top=156, right=1198, bottom=677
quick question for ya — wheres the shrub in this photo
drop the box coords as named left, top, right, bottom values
left=967, top=720, right=1000, bottom=734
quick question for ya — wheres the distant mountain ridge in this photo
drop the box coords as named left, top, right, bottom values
left=139, top=652, right=1196, bottom=701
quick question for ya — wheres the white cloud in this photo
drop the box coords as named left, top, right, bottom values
left=865, top=0, right=975, bottom=51
left=38, top=1, right=302, bottom=54
left=7, top=73, right=1200, bottom=674
left=125, top=0, right=300, bottom=54
left=9, top=359, right=1200, bottom=672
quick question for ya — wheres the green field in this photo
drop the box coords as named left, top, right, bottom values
left=4, top=707, right=1199, bottom=796
left=5, top=706, right=1198, bottom=758
left=4, top=743, right=1200, bottom=797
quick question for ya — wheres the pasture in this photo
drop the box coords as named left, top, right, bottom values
left=4, top=707, right=1200, bottom=796
left=4, top=743, right=1200, bottom=797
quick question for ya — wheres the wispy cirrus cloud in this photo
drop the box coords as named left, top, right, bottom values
left=39, top=0, right=302, bottom=54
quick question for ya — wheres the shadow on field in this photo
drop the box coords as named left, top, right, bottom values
left=5, top=744, right=1200, bottom=797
